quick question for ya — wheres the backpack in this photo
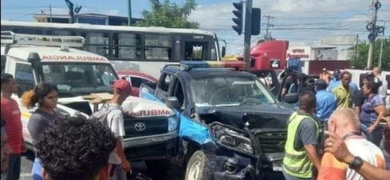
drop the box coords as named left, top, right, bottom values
left=88, top=103, right=114, bottom=127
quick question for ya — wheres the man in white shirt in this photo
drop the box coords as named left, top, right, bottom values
left=107, top=79, right=132, bottom=180
left=318, top=108, right=386, bottom=180
left=373, top=67, right=388, bottom=106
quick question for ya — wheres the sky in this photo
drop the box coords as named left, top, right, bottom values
left=2, top=0, right=390, bottom=54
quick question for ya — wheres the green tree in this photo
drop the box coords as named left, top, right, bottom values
left=349, top=36, right=390, bottom=71
left=136, top=0, right=199, bottom=29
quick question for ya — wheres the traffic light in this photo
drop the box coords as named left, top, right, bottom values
left=251, top=8, right=261, bottom=35
left=232, top=1, right=244, bottom=35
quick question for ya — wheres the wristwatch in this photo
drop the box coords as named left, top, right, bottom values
left=349, top=156, right=364, bottom=169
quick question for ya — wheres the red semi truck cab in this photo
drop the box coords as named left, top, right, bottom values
left=244, top=40, right=289, bottom=70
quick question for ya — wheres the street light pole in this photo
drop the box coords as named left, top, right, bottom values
left=128, top=0, right=132, bottom=26
left=378, top=36, right=384, bottom=68
left=367, top=0, right=379, bottom=69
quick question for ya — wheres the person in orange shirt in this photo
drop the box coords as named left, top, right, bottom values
left=318, top=108, right=386, bottom=180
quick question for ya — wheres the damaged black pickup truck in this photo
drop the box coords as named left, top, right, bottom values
left=140, top=61, right=296, bottom=180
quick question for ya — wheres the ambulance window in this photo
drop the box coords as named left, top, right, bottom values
left=15, top=63, right=34, bottom=96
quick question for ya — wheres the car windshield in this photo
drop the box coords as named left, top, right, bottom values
left=42, top=63, right=118, bottom=97
left=190, top=74, right=276, bottom=107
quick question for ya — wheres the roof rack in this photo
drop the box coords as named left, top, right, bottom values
left=1, top=31, right=85, bottom=48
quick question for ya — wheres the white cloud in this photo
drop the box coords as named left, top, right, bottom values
left=189, top=0, right=390, bottom=54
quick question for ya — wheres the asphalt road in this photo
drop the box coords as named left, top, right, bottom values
left=18, top=151, right=183, bottom=180
left=16, top=148, right=390, bottom=180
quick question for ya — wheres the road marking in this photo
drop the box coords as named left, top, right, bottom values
left=20, top=173, right=32, bottom=177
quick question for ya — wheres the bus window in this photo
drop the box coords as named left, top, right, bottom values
left=113, top=33, right=142, bottom=59
left=145, top=34, right=172, bottom=47
left=145, top=34, right=172, bottom=60
left=12, top=28, right=43, bottom=35
left=47, top=30, right=76, bottom=36
left=184, top=42, right=208, bottom=60
left=84, top=32, right=109, bottom=57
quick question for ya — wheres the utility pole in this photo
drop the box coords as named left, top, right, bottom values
left=378, top=22, right=386, bottom=68
left=354, top=34, right=359, bottom=63
left=243, top=0, right=253, bottom=70
left=49, top=4, right=52, bottom=23
left=128, top=0, right=132, bottom=26
left=367, top=0, right=381, bottom=69
left=262, top=15, right=275, bottom=41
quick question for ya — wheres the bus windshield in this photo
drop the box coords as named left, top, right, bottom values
left=42, top=63, right=118, bottom=97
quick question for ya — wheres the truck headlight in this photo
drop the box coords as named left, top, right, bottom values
left=168, top=116, right=179, bottom=131
left=211, top=124, right=253, bottom=154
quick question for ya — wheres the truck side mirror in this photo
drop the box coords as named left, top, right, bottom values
left=283, top=93, right=299, bottom=104
left=221, top=46, right=226, bottom=57
left=166, top=96, right=180, bottom=109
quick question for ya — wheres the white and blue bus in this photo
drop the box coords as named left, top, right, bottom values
left=1, top=20, right=223, bottom=78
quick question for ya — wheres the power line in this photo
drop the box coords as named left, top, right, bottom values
left=262, top=15, right=275, bottom=40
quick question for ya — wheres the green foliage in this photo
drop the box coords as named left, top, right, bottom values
left=349, top=36, right=390, bottom=71
left=136, top=0, right=199, bottom=29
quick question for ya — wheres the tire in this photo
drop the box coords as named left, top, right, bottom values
left=145, top=159, right=171, bottom=179
left=185, top=150, right=213, bottom=180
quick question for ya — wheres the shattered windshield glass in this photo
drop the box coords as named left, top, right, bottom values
left=190, top=75, right=276, bottom=106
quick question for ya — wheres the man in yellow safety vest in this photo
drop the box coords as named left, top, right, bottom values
left=283, top=91, right=322, bottom=180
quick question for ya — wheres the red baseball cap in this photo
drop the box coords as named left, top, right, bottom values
left=112, top=79, right=132, bottom=93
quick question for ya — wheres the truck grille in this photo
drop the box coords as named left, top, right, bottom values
left=255, top=131, right=286, bottom=153
left=123, top=116, right=168, bottom=138
left=125, top=139, right=177, bottom=160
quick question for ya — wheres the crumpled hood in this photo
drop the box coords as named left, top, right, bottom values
left=196, top=103, right=294, bottom=129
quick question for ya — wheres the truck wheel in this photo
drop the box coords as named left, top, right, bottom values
left=185, top=150, right=212, bottom=180
left=145, top=159, right=171, bottom=179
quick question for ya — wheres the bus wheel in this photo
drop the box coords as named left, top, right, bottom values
left=185, top=150, right=212, bottom=180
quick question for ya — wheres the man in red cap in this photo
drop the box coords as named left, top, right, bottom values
left=103, top=79, right=132, bottom=180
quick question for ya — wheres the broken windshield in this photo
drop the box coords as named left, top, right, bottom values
left=190, top=75, right=276, bottom=106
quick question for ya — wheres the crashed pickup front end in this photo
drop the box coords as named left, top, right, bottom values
left=198, top=106, right=292, bottom=180
left=207, top=122, right=284, bottom=180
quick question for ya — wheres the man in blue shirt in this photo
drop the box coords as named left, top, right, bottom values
left=315, top=79, right=337, bottom=121
left=327, top=69, right=341, bottom=92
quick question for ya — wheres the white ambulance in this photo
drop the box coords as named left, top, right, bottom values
left=1, top=31, right=179, bottom=171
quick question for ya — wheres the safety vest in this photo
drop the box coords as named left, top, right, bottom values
left=283, top=112, right=319, bottom=179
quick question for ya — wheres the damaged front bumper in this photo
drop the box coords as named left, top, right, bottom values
left=205, top=142, right=284, bottom=180
left=123, top=130, right=178, bottom=160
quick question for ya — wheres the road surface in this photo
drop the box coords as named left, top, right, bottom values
left=15, top=146, right=390, bottom=180
left=18, top=151, right=183, bottom=180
